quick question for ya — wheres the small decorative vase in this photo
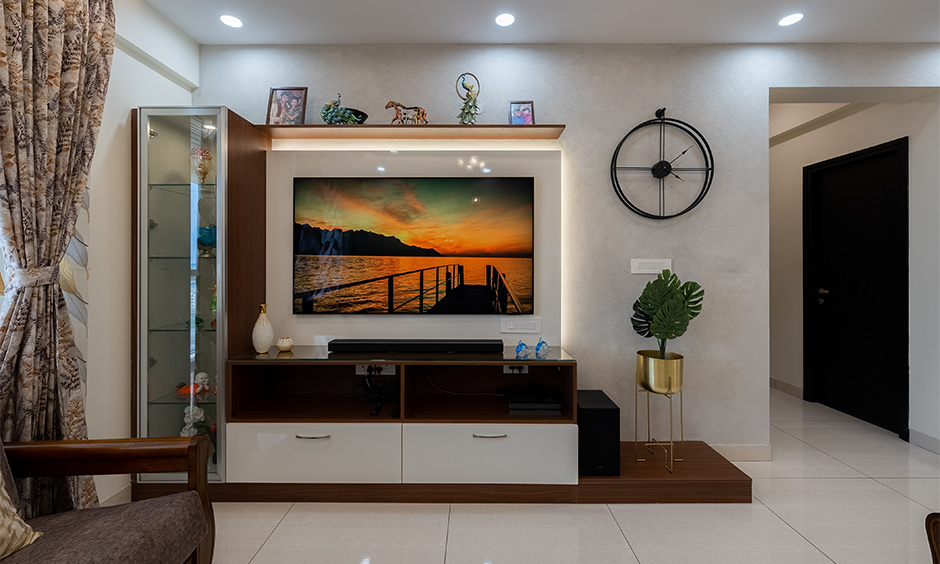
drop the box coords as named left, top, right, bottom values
left=197, top=224, right=217, bottom=258
left=191, top=147, right=213, bottom=183
left=276, top=337, right=293, bottom=352
left=251, top=304, right=274, bottom=354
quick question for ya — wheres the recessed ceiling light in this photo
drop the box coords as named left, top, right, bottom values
left=220, top=15, right=243, bottom=28
left=495, top=13, right=515, bottom=27
left=778, top=13, right=804, bottom=26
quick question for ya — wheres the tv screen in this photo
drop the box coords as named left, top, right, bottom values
left=293, top=177, right=534, bottom=315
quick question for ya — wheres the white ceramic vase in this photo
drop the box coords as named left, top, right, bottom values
left=276, top=336, right=293, bottom=352
left=251, top=304, right=275, bottom=354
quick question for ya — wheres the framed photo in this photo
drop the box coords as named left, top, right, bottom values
left=266, top=87, right=308, bottom=125
left=509, top=101, right=535, bottom=125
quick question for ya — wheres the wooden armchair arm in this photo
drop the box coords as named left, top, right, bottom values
left=5, top=436, right=214, bottom=564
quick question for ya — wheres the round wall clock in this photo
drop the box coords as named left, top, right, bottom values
left=610, top=108, right=714, bottom=220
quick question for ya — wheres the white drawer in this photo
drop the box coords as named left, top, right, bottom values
left=226, top=423, right=402, bottom=483
left=402, top=423, right=578, bottom=484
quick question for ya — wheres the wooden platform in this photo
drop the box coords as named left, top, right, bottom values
left=577, top=441, right=752, bottom=504
left=134, top=441, right=751, bottom=504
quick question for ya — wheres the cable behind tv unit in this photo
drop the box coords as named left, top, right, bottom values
left=328, top=338, right=503, bottom=354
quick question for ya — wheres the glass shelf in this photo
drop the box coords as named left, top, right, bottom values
left=150, top=391, right=219, bottom=405
left=148, top=183, right=218, bottom=197
left=147, top=256, right=218, bottom=261
left=148, top=322, right=217, bottom=333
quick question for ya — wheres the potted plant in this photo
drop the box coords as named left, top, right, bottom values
left=630, top=269, right=704, bottom=394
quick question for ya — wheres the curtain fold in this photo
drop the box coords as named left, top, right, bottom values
left=0, top=0, right=114, bottom=518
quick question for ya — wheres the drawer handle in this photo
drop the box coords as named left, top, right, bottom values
left=472, top=433, right=508, bottom=439
left=295, top=434, right=331, bottom=440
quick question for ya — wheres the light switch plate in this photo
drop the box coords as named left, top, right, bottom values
left=631, top=258, right=672, bottom=274
left=500, top=317, right=542, bottom=334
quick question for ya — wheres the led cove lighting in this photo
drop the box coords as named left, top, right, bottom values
left=778, top=13, right=804, bottom=26
left=495, top=13, right=515, bottom=27
left=220, top=14, right=244, bottom=28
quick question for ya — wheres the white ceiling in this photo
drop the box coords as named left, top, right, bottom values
left=142, top=0, right=940, bottom=45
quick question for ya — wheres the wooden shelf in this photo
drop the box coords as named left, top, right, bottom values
left=254, top=123, right=565, bottom=140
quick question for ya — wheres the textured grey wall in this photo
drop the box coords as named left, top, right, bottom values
left=195, top=43, right=940, bottom=454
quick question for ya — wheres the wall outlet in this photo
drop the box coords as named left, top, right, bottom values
left=503, top=364, right=529, bottom=374
left=355, top=364, right=396, bottom=375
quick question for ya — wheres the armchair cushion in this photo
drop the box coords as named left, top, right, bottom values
left=0, top=442, right=41, bottom=559
left=4, top=491, right=207, bottom=564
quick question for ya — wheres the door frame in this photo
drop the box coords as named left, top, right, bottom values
left=802, top=137, right=909, bottom=437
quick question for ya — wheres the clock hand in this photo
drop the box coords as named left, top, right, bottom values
left=671, top=172, right=683, bottom=181
left=669, top=145, right=694, bottom=164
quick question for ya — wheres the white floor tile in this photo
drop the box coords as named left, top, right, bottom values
left=248, top=503, right=449, bottom=564
left=774, top=421, right=940, bottom=478
left=753, top=478, right=935, bottom=564
left=878, top=478, right=940, bottom=511
left=445, top=504, right=637, bottom=564
left=735, top=426, right=865, bottom=478
left=211, top=502, right=292, bottom=564
left=609, top=502, right=830, bottom=564
left=770, top=389, right=859, bottom=423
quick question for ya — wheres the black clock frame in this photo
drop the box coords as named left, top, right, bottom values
left=610, top=108, right=715, bottom=220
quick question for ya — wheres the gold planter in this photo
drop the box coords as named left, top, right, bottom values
left=635, top=350, right=684, bottom=472
left=636, top=350, right=683, bottom=394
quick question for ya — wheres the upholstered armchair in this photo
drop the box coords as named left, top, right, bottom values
left=2, top=436, right=214, bottom=564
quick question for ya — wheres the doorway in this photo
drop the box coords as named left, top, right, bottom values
left=802, top=137, right=909, bottom=438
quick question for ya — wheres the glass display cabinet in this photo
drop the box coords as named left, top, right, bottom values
left=133, top=107, right=268, bottom=483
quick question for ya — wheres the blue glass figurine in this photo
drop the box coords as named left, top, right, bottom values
left=535, top=338, right=550, bottom=360
left=515, top=339, right=531, bottom=360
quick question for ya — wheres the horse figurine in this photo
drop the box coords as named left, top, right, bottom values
left=385, top=100, right=428, bottom=125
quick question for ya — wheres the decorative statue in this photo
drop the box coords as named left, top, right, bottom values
left=456, top=73, right=482, bottom=125
left=321, top=93, right=368, bottom=125
left=385, top=100, right=428, bottom=125
left=177, top=371, right=212, bottom=395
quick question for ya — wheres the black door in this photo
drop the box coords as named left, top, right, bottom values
left=803, top=137, right=909, bottom=438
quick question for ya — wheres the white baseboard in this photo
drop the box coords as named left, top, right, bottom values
left=910, top=429, right=940, bottom=455
left=99, top=483, right=132, bottom=507
left=709, top=443, right=772, bottom=462
left=770, top=378, right=803, bottom=399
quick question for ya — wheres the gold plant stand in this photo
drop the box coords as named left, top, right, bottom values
left=634, top=350, right=684, bottom=472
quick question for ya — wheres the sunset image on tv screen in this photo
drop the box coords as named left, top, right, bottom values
left=293, top=177, right=534, bottom=315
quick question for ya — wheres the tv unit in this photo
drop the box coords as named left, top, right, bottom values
left=293, top=177, right=534, bottom=315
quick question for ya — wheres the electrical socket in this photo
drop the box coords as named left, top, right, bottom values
left=503, top=364, right=529, bottom=374
left=355, top=364, right=396, bottom=376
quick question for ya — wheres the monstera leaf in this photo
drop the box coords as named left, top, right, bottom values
left=631, top=299, right=653, bottom=338
left=636, top=270, right=681, bottom=318
left=650, top=298, right=691, bottom=341
left=680, top=281, right=704, bottom=319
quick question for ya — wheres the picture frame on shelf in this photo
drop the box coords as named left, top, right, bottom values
left=266, top=87, right=308, bottom=125
left=509, top=101, right=535, bottom=125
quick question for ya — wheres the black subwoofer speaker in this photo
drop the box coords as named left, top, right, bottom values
left=577, top=390, right=621, bottom=476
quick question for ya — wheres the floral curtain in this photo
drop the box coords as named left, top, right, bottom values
left=0, top=0, right=114, bottom=517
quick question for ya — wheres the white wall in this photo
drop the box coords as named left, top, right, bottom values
left=84, top=2, right=195, bottom=504
left=113, top=0, right=200, bottom=88
left=769, top=96, right=940, bottom=452
left=192, top=43, right=940, bottom=459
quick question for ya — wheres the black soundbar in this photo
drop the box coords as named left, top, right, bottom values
left=328, top=338, right=503, bottom=354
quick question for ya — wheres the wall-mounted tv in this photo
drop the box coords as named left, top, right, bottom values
left=293, top=177, right=534, bottom=315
